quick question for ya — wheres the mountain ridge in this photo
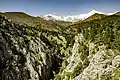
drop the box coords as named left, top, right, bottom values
left=42, top=9, right=117, bottom=22
left=0, top=10, right=118, bottom=23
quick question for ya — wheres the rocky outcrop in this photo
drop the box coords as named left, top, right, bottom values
left=55, top=33, right=120, bottom=80
left=0, top=15, right=62, bottom=80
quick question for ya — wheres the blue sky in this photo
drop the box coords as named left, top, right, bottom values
left=0, top=0, right=120, bottom=16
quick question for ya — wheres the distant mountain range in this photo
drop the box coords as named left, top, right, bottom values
left=42, top=9, right=118, bottom=22
left=0, top=10, right=119, bottom=27
left=0, top=12, right=72, bottom=29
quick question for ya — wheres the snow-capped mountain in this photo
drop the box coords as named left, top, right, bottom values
left=43, top=14, right=62, bottom=21
left=42, top=9, right=117, bottom=22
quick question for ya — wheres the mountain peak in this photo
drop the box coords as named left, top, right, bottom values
left=43, top=14, right=62, bottom=20
left=43, top=10, right=117, bottom=22
left=90, top=9, right=98, bottom=13
left=87, top=9, right=104, bottom=17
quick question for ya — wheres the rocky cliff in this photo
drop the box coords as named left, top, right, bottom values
left=54, top=15, right=120, bottom=80
left=0, top=15, right=65, bottom=80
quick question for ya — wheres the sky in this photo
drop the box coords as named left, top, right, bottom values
left=0, top=0, right=120, bottom=16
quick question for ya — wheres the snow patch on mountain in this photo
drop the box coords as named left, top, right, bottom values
left=42, top=10, right=117, bottom=22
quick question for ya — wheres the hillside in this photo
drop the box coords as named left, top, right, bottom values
left=0, top=15, right=75, bottom=80
left=54, top=15, right=120, bottom=80
left=0, top=13, right=120, bottom=80
left=114, top=12, right=120, bottom=16
left=83, top=13, right=107, bottom=22
left=0, top=15, right=57, bottom=80
left=0, top=12, right=73, bottom=32
left=0, top=12, right=46, bottom=26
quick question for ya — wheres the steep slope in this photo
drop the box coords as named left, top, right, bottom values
left=83, top=13, right=107, bottom=22
left=54, top=15, right=120, bottom=80
left=114, top=12, right=120, bottom=16
left=0, top=15, right=66, bottom=80
left=0, top=12, right=73, bottom=32
left=0, top=12, right=46, bottom=26
left=0, top=12, right=63, bottom=29
left=0, top=15, right=76, bottom=80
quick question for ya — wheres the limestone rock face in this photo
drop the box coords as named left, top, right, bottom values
left=74, top=50, right=120, bottom=80
left=0, top=15, right=61, bottom=80
left=55, top=33, right=120, bottom=80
